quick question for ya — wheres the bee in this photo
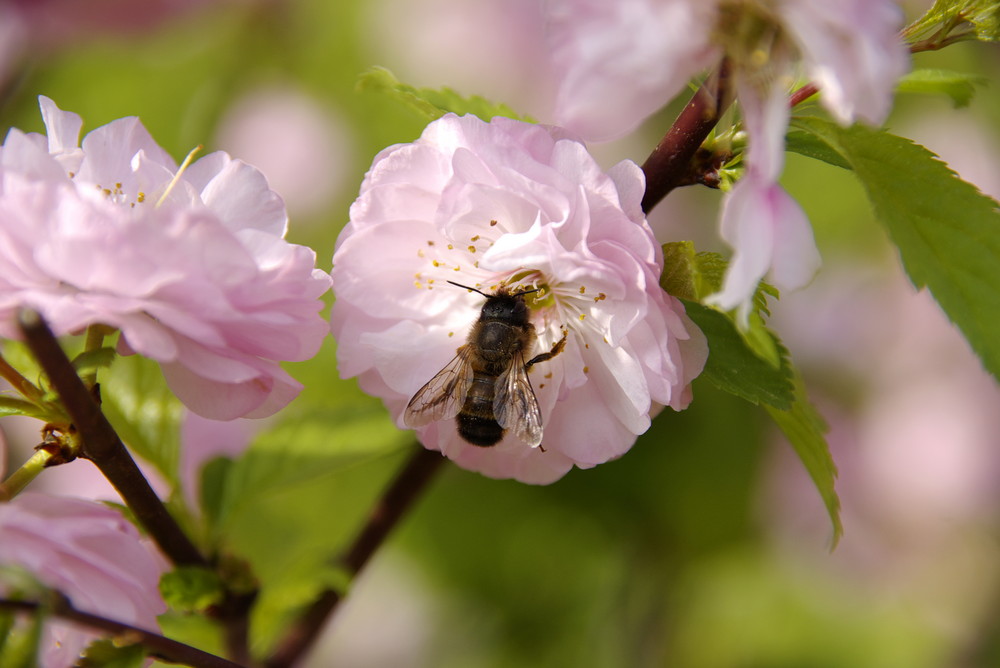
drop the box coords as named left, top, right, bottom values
left=403, top=281, right=567, bottom=447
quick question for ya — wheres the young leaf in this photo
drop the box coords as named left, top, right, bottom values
left=0, top=396, right=63, bottom=421
left=791, top=117, right=1000, bottom=382
left=896, top=69, right=987, bottom=108
left=159, top=567, right=225, bottom=613
left=765, top=373, right=843, bottom=547
left=681, top=301, right=794, bottom=410
left=357, top=66, right=534, bottom=123
left=905, top=0, right=1000, bottom=43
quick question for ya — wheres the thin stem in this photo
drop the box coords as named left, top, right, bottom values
left=0, top=448, right=52, bottom=500
left=79, top=325, right=108, bottom=388
left=17, top=309, right=208, bottom=568
left=0, top=353, right=45, bottom=404
left=0, top=596, right=243, bottom=668
left=263, top=446, right=445, bottom=668
left=641, top=59, right=733, bottom=214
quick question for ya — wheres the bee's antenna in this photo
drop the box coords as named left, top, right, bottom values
left=447, top=280, right=490, bottom=297
left=513, top=287, right=540, bottom=297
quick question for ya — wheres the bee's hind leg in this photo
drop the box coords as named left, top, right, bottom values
left=526, top=328, right=568, bottom=369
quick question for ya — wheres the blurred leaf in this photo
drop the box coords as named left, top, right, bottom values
left=100, top=355, right=183, bottom=485
left=791, top=117, right=1000, bottom=382
left=0, top=613, right=40, bottom=668
left=896, top=69, right=987, bottom=107
left=198, top=456, right=235, bottom=531
left=78, top=639, right=147, bottom=668
left=70, top=347, right=117, bottom=377
left=357, top=66, right=534, bottom=123
left=764, top=373, right=842, bottom=547
left=681, top=301, right=794, bottom=410
left=905, top=0, right=1000, bottom=42
left=159, top=567, right=224, bottom=613
left=210, top=389, right=410, bottom=649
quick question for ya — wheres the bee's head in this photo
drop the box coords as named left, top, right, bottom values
left=448, top=281, right=536, bottom=325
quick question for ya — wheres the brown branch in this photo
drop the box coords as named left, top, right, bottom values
left=0, top=596, right=243, bottom=668
left=17, top=310, right=208, bottom=568
left=263, top=446, right=445, bottom=668
left=641, top=59, right=733, bottom=213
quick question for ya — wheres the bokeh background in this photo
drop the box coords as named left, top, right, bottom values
left=2, top=0, right=1000, bottom=666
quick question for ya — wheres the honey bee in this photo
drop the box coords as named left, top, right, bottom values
left=403, top=281, right=567, bottom=447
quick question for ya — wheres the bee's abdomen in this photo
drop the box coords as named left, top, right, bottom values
left=458, top=371, right=504, bottom=446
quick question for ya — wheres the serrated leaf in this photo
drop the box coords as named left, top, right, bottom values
left=791, top=117, right=1000, bottom=382
left=99, top=355, right=182, bottom=485
left=70, top=347, right=117, bottom=377
left=765, top=373, right=842, bottom=547
left=159, top=566, right=225, bottom=613
left=897, top=69, right=987, bottom=107
left=357, top=66, right=534, bottom=122
left=681, top=301, right=794, bottom=409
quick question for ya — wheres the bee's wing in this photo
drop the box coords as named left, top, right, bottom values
left=493, top=353, right=544, bottom=447
left=403, top=346, right=474, bottom=428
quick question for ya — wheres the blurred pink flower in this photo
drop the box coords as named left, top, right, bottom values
left=0, top=493, right=167, bottom=667
left=215, top=85, right=354, bottom=220
left=331, top=114, right=707, bottom=483
left=546, top=0, right=908, bottom=316
left=0, top=97, right=331, bottom=419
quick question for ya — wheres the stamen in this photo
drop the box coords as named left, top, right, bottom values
left=157, top=145, right=203, bottom=207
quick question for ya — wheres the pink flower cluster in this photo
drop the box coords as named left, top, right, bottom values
left=546, top=0, right=910, bottom=320
left=332, top=114, right=706, bottom=483
left=0, top=97, right=331, bottom=419
left=0, top=493, right=166, bottom=667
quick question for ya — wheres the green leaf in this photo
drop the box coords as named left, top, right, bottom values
left=764, top=373, right=843, bottom=547
left=791, top=117, right=1000, bottom=382
left=681, top=301, right=794, bottom=410
left=70, top=347, right=117, bottom=377
left=100, top=355, right=183, bottom=485
left=659, top=242, right=730, bottom=301
left=357, top=66, right=534, bottom=123
left=159, top=567, right=225, bottom=613
left=785, top=131, right=853, bottom=170
left=896, top=69, right=987, bottom=107
left=660, top=242, right=699, bottom=300
left=905, top=0, right=1000, bottom=42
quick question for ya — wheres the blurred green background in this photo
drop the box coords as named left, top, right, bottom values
left=3, top=0, right=1000, bottom=666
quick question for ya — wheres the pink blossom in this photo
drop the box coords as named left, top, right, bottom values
left=0, top=493, right=167, bottom=667
left=0, top=97, right=331, bottom=419
left=547, top=0, right=908, bottom=141
left=704, top=80, right=820, bottom=322
left=331, top=114, right=707, bottom=483
left=546, top=0, right=907, bottom=315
